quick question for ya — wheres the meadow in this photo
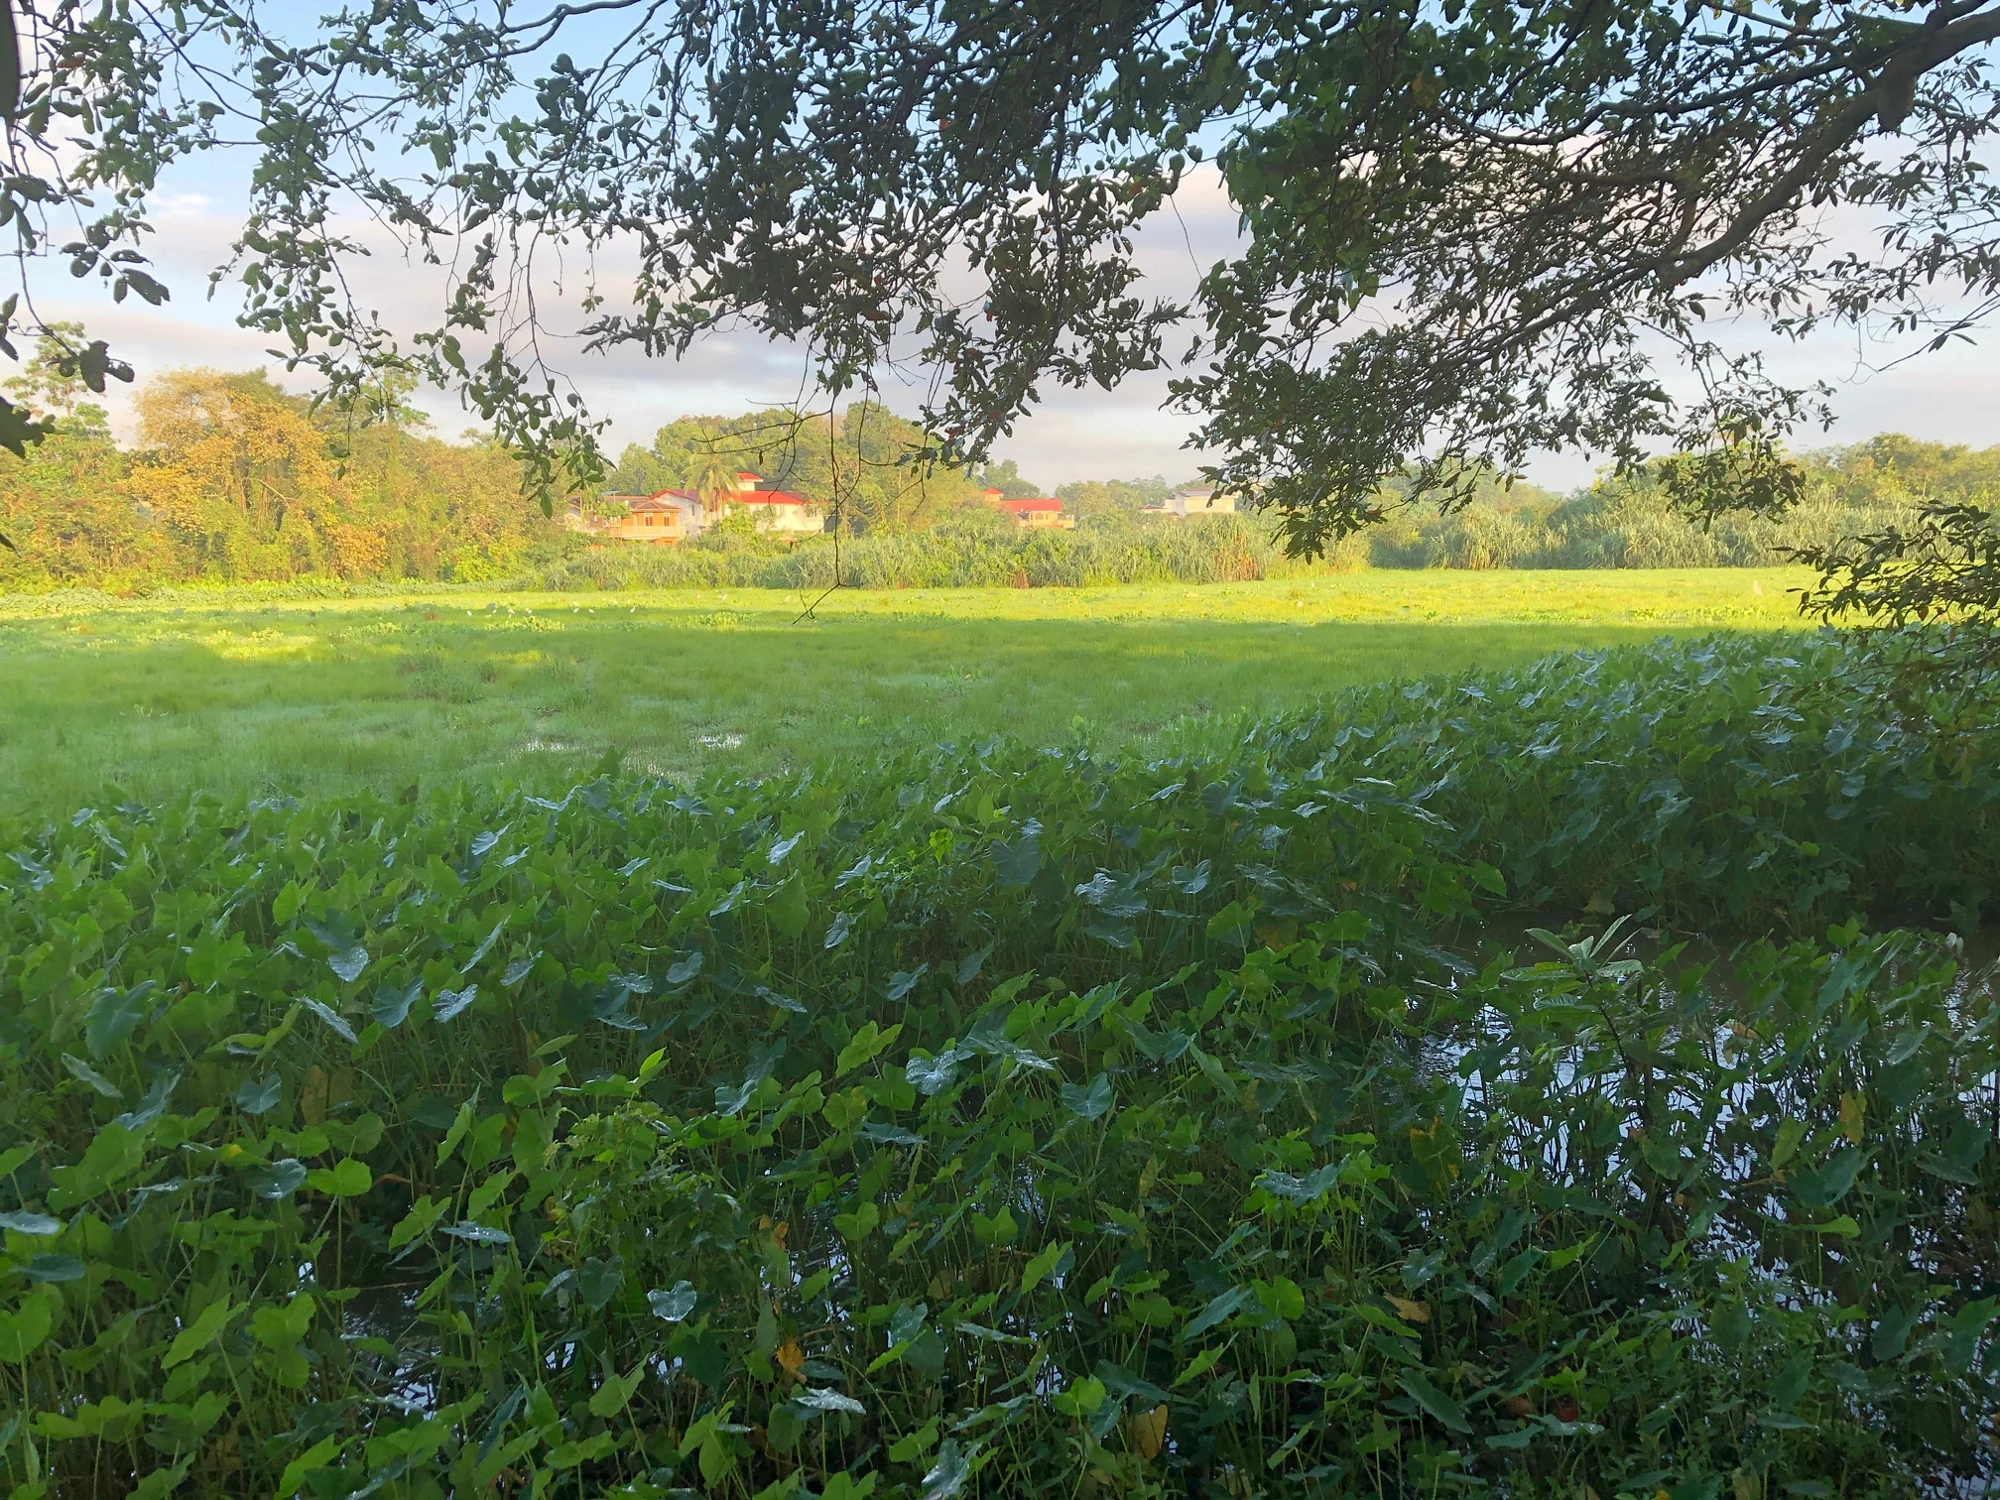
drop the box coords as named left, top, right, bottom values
left=0, top=568, right=1803, bottom=813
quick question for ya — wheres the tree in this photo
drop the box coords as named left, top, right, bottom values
left=12, top=2, right=2000, bottom=590
left=973, top=461, right=1045, bottom=501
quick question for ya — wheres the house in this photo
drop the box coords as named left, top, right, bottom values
left=983, top=490, right=1075, bottom=530
left=568, top=471, right=825, bottom=545
left=569, top=492, right=702, bottom=544
left=708, top=473, right=825, bottom=537
left=1142, top=485, right=1240, bottom=518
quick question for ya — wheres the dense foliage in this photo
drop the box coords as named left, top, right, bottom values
left=1, top=631, right=1997, bottom=1499
left=0, top=368, right=569, bottom=591
left=10, top=428, right=1990, bottom=595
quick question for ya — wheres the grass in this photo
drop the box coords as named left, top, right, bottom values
left=0, top=567, right=1811, bottom=813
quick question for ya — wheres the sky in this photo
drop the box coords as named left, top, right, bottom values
left=33, top=162, right=2000, bottom=496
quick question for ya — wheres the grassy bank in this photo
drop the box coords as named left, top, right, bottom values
left=0, top=569, right=1804, bottom=814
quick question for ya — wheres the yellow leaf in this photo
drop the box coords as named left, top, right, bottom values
left=1839, top=1091, right=1865, bottom=1145
left=776, top=1339, right=804, bottom=1379
left=1126, top=1404, right=1168, bottom=1461
left=1385, top=1295, right=1430, bottom=1325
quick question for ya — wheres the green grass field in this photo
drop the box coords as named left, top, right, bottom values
left=0, top=568, right=1812, bottom=813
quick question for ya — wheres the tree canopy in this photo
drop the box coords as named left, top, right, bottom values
left=7, top=0, right=2000, bottom=564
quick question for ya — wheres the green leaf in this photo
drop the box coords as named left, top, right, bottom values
left=1185, top=1286, right=1253, bottom=1339
left=162, top=1298, right=240, bottom=1368
left=234, top=1074, right=282, bottom=1115
left=251, top=1294, right=316, bottom=1349
left=922, top=1437, right=971, bottom=1500
left=1060, top=1072, right=1113, bottom=1121
left=60, top=1053, right=122, bottom=1100
left=305, top=1159, right=372, bottom=1198
left=589, top=1363, right=646, bottom=1418
left=0, top=1284, right=59, bottom=1362
left=836, top=1020, right=903, bottom=1077
left=1399, top=1370, right=1470, bottom=1433
left=1772, top=1117, right=1807, bottom=1170
left=277, top=1435, right=340, bottom=1499
left=85, top=981, right=155, bottom=1058
left=370, top=978, right=422, bottom=1029
left=649, top=1281, right=698, bottom=1322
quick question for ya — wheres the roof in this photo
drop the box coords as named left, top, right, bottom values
left=733, top=488, right=811, bottom=507
left=625, top=491, right=698, bottom=512
left=1000, top=497, right=1063, bottom=512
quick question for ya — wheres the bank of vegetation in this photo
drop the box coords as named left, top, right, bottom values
left=2, top=630, right=1998, bottom=1497
left=0, top=360, right=1992, bottom=594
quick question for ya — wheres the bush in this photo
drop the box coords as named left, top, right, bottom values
left=0, top=632, right=1996, bottom=1498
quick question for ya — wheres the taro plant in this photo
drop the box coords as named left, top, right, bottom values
left=0, top=630, right=1995, bottom=1497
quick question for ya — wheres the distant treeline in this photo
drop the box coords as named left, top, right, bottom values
left=0, top=353, right=1987, bottom=594
left=543, top=435, right=1973, bottom=589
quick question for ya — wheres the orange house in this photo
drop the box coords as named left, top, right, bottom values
left=570, top=493, right=700, bottom=544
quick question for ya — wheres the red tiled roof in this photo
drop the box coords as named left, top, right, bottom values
left=1000, top=497, right=1062, bottom=512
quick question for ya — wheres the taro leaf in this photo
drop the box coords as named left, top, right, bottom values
left=756, top=985, right=808, bottom=1015
left=0, top=1285, right=57, bottom=1363
left=577, top=1256, right=624, bottom=1311
left=858, top=1121, right=925, bottom=1146
left=0, top=1212, right=60, bottom=1237
left=795, top=1387, right=865, bottom=1415
left=1170, top=860, right=1211, bottom=895
left=433, top=986, right=477, bottom=1023
left=500, top=955, right=538, bottom=988
left=889, top=1303, right=928, bottom=1347
left=1095, top=1359, right=1171, bottom=1406
left=306, top=1159, right=372, bottom=1198
left=439, top=1221, right=511, bottom=1245
left=235, top=1075, right=282, bottom=1116
left=327, top=945, right=370, bottom=985
left=664, top=951, right=704, bottom=988
left=1060, top=1073, right=1114, bottom=1122
left=300, top=913, right=359, bottom=952
left=60, top=1053, right=122, bottom=1100
left=1082, top=914, right=1137, bottom=949
left=115, top=1069, right=180, bottom=1130
left=371, top=978, right=423, bottom=1030
left=769, top=831, right=803, bottom=864
left=715, top=1078, right=758, bottom=1117
left=886, top=964, right=929, bottom=1002
left=1074, top=869, right=1149, bottom=919
left=648, top=1281, right=697, bottom=1323
left=922, top=1438, right=970, bottom=1500
left=85, top=981, right=156, bottom=1059
left=461, top=919, right=506, bottom=974
left=247, top=1159, right=308, bottom=1200
left=955, top=943, right=994, bottom=985
left=906, top=1048, right=970, bottom=1097
left=1399, top=1370, right=1471, bottom=1433
left=1257, top=1162, right=1343, bottom=1204
left=616, top=854, right=649, bottom=877
left=21, top=1255, right=84, bottom=1284
left=993, top=834, right=1040, bottom=887
left=1768, top=1351, right=1813, bottom=1410
left=1184, top=1286, right=1253, bottom=1339
left=298, top=997, right=357, bottom=1043
left=823, top=912, right=853, bottom=951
